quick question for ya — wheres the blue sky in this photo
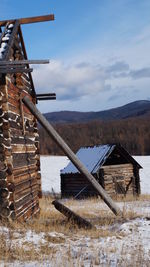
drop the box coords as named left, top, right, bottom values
left=1, top=0, right=150, bottom=112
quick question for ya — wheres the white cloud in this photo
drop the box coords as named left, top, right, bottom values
left=33, top=57, right=150, bottom=113
left=33, top=60, right=109, bottom=101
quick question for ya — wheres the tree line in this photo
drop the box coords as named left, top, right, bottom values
left=39, top=116, right=150, bottom=155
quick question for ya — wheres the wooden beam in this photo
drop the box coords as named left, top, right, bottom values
left=0, top=68, right=33, bottom=74
left=22, top=96, right=122, bottom=217
left=0, top=60, right=50, bottom=65
left=36, top=93, right=56, bottom=101
left=52, top=200, right=93, bottom=229
left=0, top=14, right=55, bottom=27
left=36, top=93, right=56, bottom=97
left=37, top=96, right=56, bottom=101
left=18, top=26, right=36, bottom=99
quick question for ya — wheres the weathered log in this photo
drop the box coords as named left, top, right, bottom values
left=52, top=200, right=93, bottom=229
left=16, top=200, right=39, bottom=221
left=0, top=188, right=9, bottom=198
left=13, top=185, right=39, bottom=200
left=12, top=144, right=36, bottom=153
left=0, top=14, right=55, bottom=27
left=23, top=96, right=122, bottom=216
left=0, top=197, right=9, bottom=206
left=14, top=178, right=38, bottom=194
left=13, top=165, right=37, bottom=176
left=14, top=192, right=38, bottom=210
left=0, top=171, right=7, bottom=179
left=0, top=180, right=8, bottom=187
left=0, top=68, right=33, bottom=74
left=14, top=172, right=37, bottom=185
left=0, top=60, right=49, bottom=66
left=0, top=207, right=10, bottom=218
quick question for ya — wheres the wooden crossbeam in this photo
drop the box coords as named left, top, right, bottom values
left=36, top=93, right=56, bottom=97
left=0, top=60, right=49, bottom=65
left=0, top=14, right=55, bottom=27
left=36, top=93, right=56, bottom=101
left=0, top=68, right=33, bottom=74
left=37, top=97, right=56, bottom=101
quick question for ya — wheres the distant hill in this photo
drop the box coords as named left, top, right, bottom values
left=44, top=100, right=150, bottom=124
left=39, top=100, right=150, bottom=156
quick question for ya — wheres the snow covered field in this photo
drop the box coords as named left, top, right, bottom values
left=40, top=156, right=69, bottom=193
left=134, top=156, right=150, bottom=194
left=40, top=155, right=150, bottom=195
left=0, top=156, right=149, bottom=266
left=0, top=199, right=149, bottom=266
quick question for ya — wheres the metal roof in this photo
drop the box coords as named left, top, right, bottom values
left=61, top=144, right=142, bottom=174
left=61, top=144, right=115, bottom=174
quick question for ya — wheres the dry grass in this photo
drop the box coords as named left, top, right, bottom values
left=113, top=193, right=150, bottom=202
left=0, top=195, right=149, bottom=265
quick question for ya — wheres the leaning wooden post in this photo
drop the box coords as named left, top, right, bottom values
left=52, top=200, right=93, bottom=229
left=22, top=96, right=122, bottom=216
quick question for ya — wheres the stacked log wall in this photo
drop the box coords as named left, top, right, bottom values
left=101, top=163, right=136, bottom=197
left=61, top=163, right=139, bottom=199
left=0, top=30, right=41, bottom=221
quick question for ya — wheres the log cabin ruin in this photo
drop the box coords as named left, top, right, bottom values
left=0, top=14, right=55, bottom=221
left=61, top=144, right=142, bottom=199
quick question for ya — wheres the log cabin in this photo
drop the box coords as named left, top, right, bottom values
left=0, top=15, right=55, bottom=221
left=61, top=144, right=142, bottom=198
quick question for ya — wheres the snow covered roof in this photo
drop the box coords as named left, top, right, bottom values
left=61, top=144, right=142, bottom=174
left=61, top=144, right=115, bottom=174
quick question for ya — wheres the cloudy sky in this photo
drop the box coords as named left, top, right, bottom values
left=1, top=0, right=150, bottom=112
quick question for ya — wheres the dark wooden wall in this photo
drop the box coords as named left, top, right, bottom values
left=61, top=173, right=99, bottom=198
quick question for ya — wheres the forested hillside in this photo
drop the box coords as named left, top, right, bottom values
left=39, top=116, right=150, bottom=155
left=44, top=100, right=150, bottom=123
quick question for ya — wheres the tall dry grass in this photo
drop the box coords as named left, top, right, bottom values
left=0, top=194, right=149, bottom=265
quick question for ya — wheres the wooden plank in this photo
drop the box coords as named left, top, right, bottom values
left=12, top=144, right=36, bottom=153
left=102, top=164, right=133, bottom=169
left=0, top=14, right=55, bottom=27
left=0, top=68, right=33, bottom=74
left=37, top=96, right=56, bottom=101
left=14, top=184, right=39, bottom=200
left=22, top=73, right=31, bottom=82
left=0, top=60, right=49, bottom=65
left=18, top=25, right=36, bottom=100
left=15, top=188, right=38, bottom=203
left=14, top=172, right=38, bottom=185
left=36, top=93, right=56, bottom=97
left=11, top=136, right=35, bottom=145
left=36, top=93, right=56, bottom=101
left=13, top=164, right=37, bottom=175
left=15, top=196, right=39, bottom=214
left=16, top=201, right=39, bottom=221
